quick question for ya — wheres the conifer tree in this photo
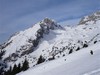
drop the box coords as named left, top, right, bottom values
left=76, top=47, right=80, bottom=51
left=21, top=59, right=29, bottom=71
left=12, top=64, right=17, bottom=75
left=37, top=55, right=45, bottom=64
left=83, top=43, right=88, bottom=48
left=17, top=63, right=21, bottom=73
left=8, top=66, right=12, bottom=75
left=69, top=49, right=73, bottom=54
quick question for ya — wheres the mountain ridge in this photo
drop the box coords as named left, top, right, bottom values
left=79, top=11, right=100, bottom=25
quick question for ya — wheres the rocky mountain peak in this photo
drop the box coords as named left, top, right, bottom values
left=79, top=11, right=100, bottom=25
left=39, top=18, right=58, bottom=30
left=43, top=18, right=55, bottom=23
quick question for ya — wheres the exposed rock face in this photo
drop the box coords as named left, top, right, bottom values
left=39, top=18, right=58, bottom=34
left=79, top=11, right=100, bottom=25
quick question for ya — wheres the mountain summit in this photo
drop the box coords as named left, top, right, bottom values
left=79, top=11, right=100, bottom=25
left=39, top=18, right=58, bottom=30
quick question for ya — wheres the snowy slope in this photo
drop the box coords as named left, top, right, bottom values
left=18, top=42, right=100, bottom=75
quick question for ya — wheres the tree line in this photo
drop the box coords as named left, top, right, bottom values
left=4, top=59, right=29, bottom=75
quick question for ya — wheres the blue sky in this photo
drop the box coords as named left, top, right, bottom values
left=0, top=0, right=100, bottom=43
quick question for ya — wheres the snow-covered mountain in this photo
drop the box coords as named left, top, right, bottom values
left=0, top=18, right=64, bottom=67
left=0, top=11, right=100, bottom=75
